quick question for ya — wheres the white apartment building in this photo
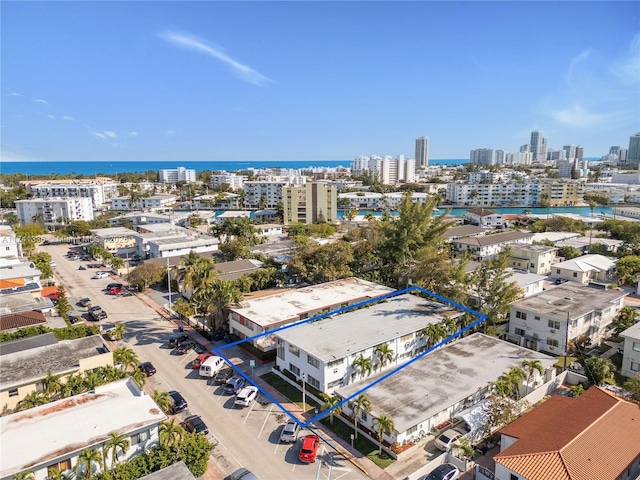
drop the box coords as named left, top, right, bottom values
left=445, top=182, right=541, bottom=207
left=620, top=322, right=640, bottom=378
left=384, top=191, right=429, bottom=209
left=504, top=151, right=533, bottom=166
left=275, top=293, right=461, bottom=392
left=452, top=231, right=533, bottom=260
left=338, top=192, right=384, bottom=209
left=210, top=173, right=247, bottom=190
left=15, top=197, right=94, bottom=227
left=111, top=194, right=178, bottom=211
left=549, top=254, right=617, bottom=286
left=0, top=378, right=166, bottom=480
left=228, top=278, right=395, bottom=351
left=507, top=282, right=626, bottom=353
left=470, top=148, right=497, bottom=165
left=193, top=193, right=242, bottom=210
left=134, top=224, right=219, bottom=259
left=466, top=170, right=512, bottom=183
left=243, top=181, right=288, bottom=209
left=158, top=166, right=196, bottom=183
left=0, top=225, right=23, bottom=259
left=28, top=181, right=119, bottom=208
left=350, top=155, right=415, bottom=185
left=464, top=207, right=505, bottom=228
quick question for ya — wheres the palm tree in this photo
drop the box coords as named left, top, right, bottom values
left=373, top=344, right=394, bottom=371
left=104, top=431, right=130, bottom=470
left=159, top=420, right=185, bottom=450
left=130, top=368, right=148, bottom=388
left=42, top=370, right=62, bottom=401
left=111, top=323, right=126, bottom=343
left=320, top=394, right=342, bottom=425
left=419, top=323, right=446, bottom=350
left=351, top=393, right=371, bottom=439
left=112, top=347, right=139, bottom=371
left=15, top=391, right=49, bottom=411
left=493, top=377, right=512, bottom=398
left=351, top=354, right=373, bottom=379
left=46, top=469, right=72, bottom=480
left=504, top=367, right=527, bottom=399
left=152, top=390, right=172, bottom=413
left=441, top=316, right=457, bottom=337
left=202, top=279, right=243, bottom=331
left=75, top=448, right=103, bottom=479
left=12, top=470, right=36, bottom=480
left=372, top=414, right=395, bottom=455
left=521, top=359, right=544, bottom=394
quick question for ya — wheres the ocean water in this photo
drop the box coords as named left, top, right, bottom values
left=0, top=159, right=469, bottom=176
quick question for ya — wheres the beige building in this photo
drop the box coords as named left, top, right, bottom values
left=0, top=334, right=113, bottom=411
left=90, top=226, right=137, bottom=255
left=283, top=182, right=338, bottom=225
left=509, top=244, right=558, bottom=275
left=538, top=181, right=584, bottom=206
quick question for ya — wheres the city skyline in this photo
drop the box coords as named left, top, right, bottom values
left=1, top=1, right=638, bottom=163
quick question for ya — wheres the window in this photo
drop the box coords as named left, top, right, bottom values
left=548, top=320, right=560, bottom=329
left=515, top=311, right=527, bottom=320
left=400, top=333, right=413, bottom=342
left=631, top=362, right=640, bottom=372
left=510, top=475, right=519, bottom=480
left=573, top=272, right=578, bottom=277
left=8, top=389, right=18, bottom=397
left=289, top=345, right=300, bottom=357
left=307, top=354, right=320, bottom=368
left=245, top=321, right=254, bottom=331
left=556, top=269, right=561, bottom=274
left=299, top=313, right=309, bottom=320
left=289, top=363, right=300, bottom=376
left=534, top=316, right=540, bottom=320
left=47, top=459, right=72, bottom=477
left=633, top=342, right=640, bottom=352
left=515, top=328, right=525, bottom=336
left=307, top=375, right=320, bottom=389
left=360, top=411, right=368, bottom=421
left=547, top=338, right=559, bottom=347
left=131, top=430, right=150, bottom=444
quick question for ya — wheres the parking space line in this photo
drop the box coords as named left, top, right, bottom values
left=257, top=403, right=274, bottom=437
left=242, top=398, right=259, bottom=424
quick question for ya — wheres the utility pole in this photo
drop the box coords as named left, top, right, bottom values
left=167, top=256, right=172, bottom=314
left=302, top=373, right=306, bottom=414
left=563, top=310, right=570, bottom=372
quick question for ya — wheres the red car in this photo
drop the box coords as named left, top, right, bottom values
left=298, top=434, right=320, bottom=463
left=192, top=353, right=212, bottom=369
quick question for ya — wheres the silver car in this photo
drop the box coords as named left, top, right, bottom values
left=280, top=418, right=301, bottom=443
left=229, top=468, right=260, bottom=480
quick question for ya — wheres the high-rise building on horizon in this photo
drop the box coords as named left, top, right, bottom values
left=415, top=137, right=429, bottom=167
left=530, top=131, right=548, bottom=163
left=470, top=148, right=496, bottom=165
left=628, top=133, right=640, bottom=167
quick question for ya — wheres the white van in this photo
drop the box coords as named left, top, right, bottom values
left=199, top=356, right=225, bottom=378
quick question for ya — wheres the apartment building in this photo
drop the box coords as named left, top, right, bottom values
left=350, top=155, right=415, bottom=185
left=28, top=180, right=118, bottom=208
left=509, top=244, right=558, bottom=275
left=111, top=194, right=177, bottom=211
left=158, top=166, right=196, bottom=183
left=283, top=182, right=337, bottom=225
left=210, top=173, right=247, bottom=190
left=193, top=193, right=242, bottom=210
left=619, top=321, right=640, bottom=378
left=243, top=181, right=288, bottom=209
left=464, top=207, right=505, bottom=228
left=549, top=254, right=617, bottom=286
left=507, top=282, right=626, bottom=354
left=90, top=227, right=137, bottom=255
left=445, top=183, right=540, bottom=207
left=15, top=197, right=94, bottom=227
left=451, top=231, right=533, bottom=260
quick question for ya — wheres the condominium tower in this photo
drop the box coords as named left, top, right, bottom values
left=530, top=131, right=548, bottom=163
left=628, top=133, right=640, bottom=167
left=415, top=137, right=429, bottom=167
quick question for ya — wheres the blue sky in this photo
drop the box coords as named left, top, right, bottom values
left=2, top=1, right=639, bottom=162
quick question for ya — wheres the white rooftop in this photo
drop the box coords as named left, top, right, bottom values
left=231, top=278, right=395, bottom=328
left=90, top=226, right=137, bottom=237
left=0, top=378, right=167, bottom=479
left=275, top=294, right=460, bottom=362
left=553, top=254, right=616, bottom=272
left=620, top=321, right=640, bottom=340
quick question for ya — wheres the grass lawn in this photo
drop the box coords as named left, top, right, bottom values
left=261, top=372, right=395, bottom=469
left=555, top=356, right=577, bottom=368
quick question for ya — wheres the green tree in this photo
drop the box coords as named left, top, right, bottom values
left=351, top=393, right=371, bottom=439
left=286, top=241, right=354, bottom=284
left=616, top=255, right=640, bottom=285
left=320, top=394, right=342, bottom=425
left=454, top=436, right=475, bottom=460
left=15, top=391, right=49, bottom=411
left=373, top=344, right=394, bottom=371
left=152, top=390, right=173, bottom=413
left=159, top=420, right=185, bottom=450
left=612, top=306, right=638, bottom=335
left=104, top=431, right=130, bottom=470
left=42, top=370, right=63, bottom=401
left=584, top=357, right=616, bottom=385
left=558, top=246, right=582, bottom=260
left=127, top=263, right=166, bottom=291
left=483, top=395, right=522, bottom=433
left=75, top=448, right=103, bottom=478
left=351, top=354, right=373, bottom=379
left=372, top=414, right=395, bottom=455
left=177, top=431, right=215, bottom=477
left=570, top=384, right=585, bottom=397
left=30, top=251, right=54, bottom=279
left=521, top=359, right=544, bottom=394
left=11, top=470, right=36, bottom=480
left=172, top=297, right=195, bottom=319
left=111, top=323, right=126, bottom=343
left=623, top=373, right=640, bottom=401
left=112, top=347, right=139, bottom=371
left=196, top=279, right=243, bottom=331
left=419, top=323, right=447, bottom=350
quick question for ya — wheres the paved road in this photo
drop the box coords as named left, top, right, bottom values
left=43, top=243, right=371, bottom=480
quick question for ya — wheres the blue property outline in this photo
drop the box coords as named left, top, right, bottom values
left=213, top=285, right=487, bottom=428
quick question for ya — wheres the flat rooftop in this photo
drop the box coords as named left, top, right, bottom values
left=0, top=378, right=167, bottom=479
left=230, top=277, right=395, bottom=328
left=510, top=282, right=626, bottom=320
left=276, top=294, right=460, bottom=362
left=0, top=335, right=109, bottom=388
left=90, top=226, right=137, bottom=237
left=336, top=333, right=556, bottom=433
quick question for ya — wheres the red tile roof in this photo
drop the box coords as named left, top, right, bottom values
left=494, top=387, right=640, bottom=480
left=0, top=310, right=47, bottom=331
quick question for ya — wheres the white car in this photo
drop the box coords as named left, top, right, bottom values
left=434, top=428, right=465, bottom=451
left=280, top=418, right=301, bottom=443
left=92, top=271, right=109, bottom=279
left=234, top=386, right=258, bottom=407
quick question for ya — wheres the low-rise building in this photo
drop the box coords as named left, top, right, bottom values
left=158, top=166, right=196, bottom=183
left=549, top=253, right=617, bottom=286
left=0, top=258, right=43, bottom=297
left=90, top=227, right=137, bottom=255
left=509, top=244, right=558, bottom=275
left=133, top=224, right=219, bottom=259
left=193, top=193, right=241, bottom=210
left=443, top=225, right=486, bottom=242
left=244, top=181, right=288, bottom=209
left=0, top=334, right=113, bottom=411
left=464, top=207, right=505, bottom=228
left=490, top=386, right=640, bottom=480
left=336, top=333, right=556, bottom=447
left=507, top=282, right=626, bottom=354
left=111, top=194, right=178, bottom=211
left=108, top=211, right=187, bottom=227
left=620, top=321, right=640, bottom=378
left=451, top=231, right=533, bottom=260
left=255, top=224, right=284, bottom=238
left=15, top=197, right=94, bottom=227
left=228, top=278, right=395, bottom=351
left=0, top=225, right=23, bottom=259
left=210, top=173, right=247, bottom=191
left=556, top=236, right=623, bottom=254
left=275, top=293, right=462, bottom=392
left=0, top=378, right=167, bottom=480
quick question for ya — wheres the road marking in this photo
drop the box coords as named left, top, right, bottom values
left=257, top=402, right=274, bottom=437
left=242, top=398, right=259, bottom=424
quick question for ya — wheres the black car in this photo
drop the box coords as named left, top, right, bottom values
left=78, top=297, right=91, bottom=307
left=138, top=362, right=157, bottom=377
left=168, top=390, right=188, bottom=414
left=106, top=282, right=124, bottom=290
left=175, top=340, right=197, bottom=355
left=168, top=334, right=189, bottom=348
left=181, top=415, right=209, bottom=435
left=213, top=367, right=234, bottom=385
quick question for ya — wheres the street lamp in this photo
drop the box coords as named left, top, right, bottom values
left=167, top=256, right=172, bottom=314
left=302, top=373, right=306, bottom=414
left=351, top=433, right=354, bottom=451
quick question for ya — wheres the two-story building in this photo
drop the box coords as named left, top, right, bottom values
left=90, top=227, right=137, bottom=256
left=228, top=278, right=395, bottom=351
left=549, top=254, right=617, bottom=287
left=509, top=244, right=558, bottom=275
left=620, top=321, right=640, bottom=378
left=451, top=231, right=533, bottom=260
left=464, top=207, right=505, bottom=228
left=507, top=283, right=626, bottom=354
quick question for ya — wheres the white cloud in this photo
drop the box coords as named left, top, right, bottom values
left=129, top=131, right=139, bottom=137
left=9, top=92, right=23, bottom=97
left=103, top=131, right=117, bottom=138
left=549, top=104, right=611, bottom=128
left=90, top=131, right=105, bottom=140
left=62, top=116, right=75, bottom=121
left=90, top=130, right=118, bottom=140
left=566, top=49, right=590, bottom=86
left=160, top=31, right=271, bottom=86
left=611, top=33, right=640, bottom=84
left=165, top=130, right=175, bottom=136
left=33, top=98, right=49, bottom=104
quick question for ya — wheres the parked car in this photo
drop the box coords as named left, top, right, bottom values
left=48, top=261, right=57, bottom=267
left=46, top=292, right=59, bottom=302
left=434, top=429, right=465, bottom=451
left=168, top=390, right=188, bottom=413
left=108, top=286, right=122, bottom=295
left=168, top=334, right=189, bottom=348
left=224, top=376, right=245, bottom=395
left=88, top=263, right=102, bottom=269
left=419, top=463, right=460, bottom=480
left=229, top=468, right=260, bottom=480
left=138, top=361, right=157, bottom=377
left=213, top=367, right=233, bottom=384
left=106, top=282, right=123, bottom=290
left=175, top=340, right=198, bottom=355
left=68, top=254, right=81, bottom=260
left=280, top=418, right=301, bottom=443
left=235, top=386, right=259, bottom=408
left=92, top=271, right=109, bottom=279
left=192, top=353, right=212, bottom=369
left=181, top=415, right=209, bottom=435
left=298, top=434, right=321, bottom=463
left=199, top=356, right=225, bottom=378
left=88, top=305, right=107, bottom=321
